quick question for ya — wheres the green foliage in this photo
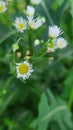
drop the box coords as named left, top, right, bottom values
left=0, top=0, right=73, bottom=130
left=51, top=0, right=65, bottom=11
left=31, top=89, right=73, bottom=130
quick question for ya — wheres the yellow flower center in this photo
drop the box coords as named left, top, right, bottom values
left=19, top=64, right=29, bottom=74
left=0, top=5, right=3, bottom=11
left=49, top=44, right=54, bottom=48
left=59, top=42, right=63, bottom=47
left=18, top=23, right=25, bottom=29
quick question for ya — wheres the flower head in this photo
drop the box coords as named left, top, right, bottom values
left=48, top=25, right=63, bottom=38
left=47, top=43, right=57, bottom=52
left=26, top=5, right=35, bottom=17
left=16, top=61, right=33, bottom=80
left=0, top=1, right=7, bottom=13
left=13, top=17, right=27, bottom=33
left=28, top=17, right=43, bottom=29
left=31, top=0, right=41, bottom=5
left=56, top=37, right=67, bottom=49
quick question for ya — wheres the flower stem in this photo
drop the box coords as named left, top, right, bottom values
left=41, top=0, right=54, bottom=25
left=28, top=29, right=34, bottom=55
left=68, top=87, right=73, bottom=109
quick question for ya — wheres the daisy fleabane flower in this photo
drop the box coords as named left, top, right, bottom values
left=13, top=17, right=27, bottom=33
left=26, top=5, right=35, bottom=17
left=0, top=1, right=7, bottom=13
left=56, top=37, right=67, bottom=49
left=47, top=39, right=57, bottom=52
left=48, top=25, right=63, bottom=38
left=47, top=43, right=56, bottom=52
left=31, top=0, right=41, bottom=5
left=16, top=61, right=34, bottom=80
left=28, top=17, right=44, bottom=29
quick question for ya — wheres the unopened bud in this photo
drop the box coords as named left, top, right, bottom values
left=34, top=39, right=40, bottom=46
left=24, top=56, right=30, bottom=60
left=41, top=17, right=46, bottom=23
left=17, top=52, right=22, bottom=58
left=12, top=43, right=19, bottom=52
left=49, top=57, right=54, bottom=60
left=26, top=50, right=30, bottom=56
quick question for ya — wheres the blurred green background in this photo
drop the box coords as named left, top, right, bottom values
left=0, top=0, right=73, bottom=130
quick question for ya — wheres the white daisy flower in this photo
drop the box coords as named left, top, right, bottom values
left=13, top=17, right=27, bottom=33
left=26, top=5, right=35, bottom=17
left=48, top=25, right=63, bottom=38
left=0, top=1, right=7, bottom=13
left=56, top=37, right=67, bottom=49
left=47, top=43, right=57, bottom=52
left=16, top=61, right=34, bottom=80
left=28, top=17, right=43, bottom=29
left=31, top=0, right=41, bottom=5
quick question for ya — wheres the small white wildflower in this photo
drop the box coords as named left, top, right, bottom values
left=48, top=25, right=63, bottom=38
left=16, top=61, right=34, bottom=80
left=13, top=17, right=27, bottom=33
left=0, top=1, right=7, bottom=13
left=34, top=39, right=40, bottom=46
left=28, top=17, right=43, bottom=29
left=47, top=43, right=57, bottom=52
left=31, top=0, right=41, bottom=5
left=47, top=39, right=57, bottom=52
left=26, top=5, right=35, bottom=17
left=56, top=37, right=67, bottom=49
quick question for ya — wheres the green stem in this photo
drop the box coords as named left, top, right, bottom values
left=68, top=87, right=73, bottom=109
left=13, top=51, right=16, bottom=63
left=0, top=91, right=16, bottom=115
left=28, top=29, right=34, bottom=55
left=19, top=79, right=40, bottom=97
left=41, top=105, right=67, bottom=121
left=0, top=76, right=14, bottom=96
left=0, top=30, right=16, bottom=45
left=41, top=0, right=54, bottom=25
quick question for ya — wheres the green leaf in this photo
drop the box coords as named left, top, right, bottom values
left=70, top=0, right=73, bottom=17
left=51, top=0, right=65, bottom=11
left=30, top=93, right=49, bottom=130
left=31, top=89, right=73, bottom=130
